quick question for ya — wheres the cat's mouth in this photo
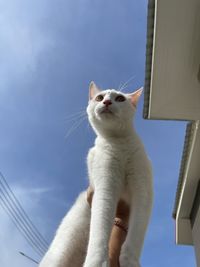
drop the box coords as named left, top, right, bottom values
left=100, top=108, right=113, bottom=114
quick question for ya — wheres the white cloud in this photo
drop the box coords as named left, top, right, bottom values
left=0, top=0, right=54, bottom=90
left=0, top=202, right=40, bottom=267
left=13, top=183, right=56, bottom=239
left=0, top=183, right=54, bottom=266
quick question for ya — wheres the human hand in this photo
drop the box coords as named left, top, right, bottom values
left=86, top=186, right=130, bottom=267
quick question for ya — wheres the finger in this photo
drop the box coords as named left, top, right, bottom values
left=116, top=199, right=130, bottom=223
left=86, top=186, right=94, bottom=207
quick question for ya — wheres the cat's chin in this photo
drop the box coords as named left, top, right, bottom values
left=98, top=108, right=116, bottom=118
left=100, top=111, right=114, bottom=117
left=101, top=109, right=112, bottom=114
left=95, top=105, right=115, bottom=116
left=97, top=112, right=115, bottom=121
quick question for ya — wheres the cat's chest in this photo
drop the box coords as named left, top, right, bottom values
left=88, top=144, right=129, bottom=168
left=87, top=142, right=137, bottom=183
left=87, top=140, right=148, bottom=176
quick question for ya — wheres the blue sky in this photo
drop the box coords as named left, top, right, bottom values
left=0, top=0, right=196, bottom=266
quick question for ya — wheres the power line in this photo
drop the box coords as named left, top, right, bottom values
left=0, top=172, right=49, bottom=249
left=0, top=172, right=49, bottom=257
left=1, top=172, right=49, bottom=247
left=19, top=251, right=39, bottom=264
left=0, top=173, right=47, bottom=254
left=0, top=188, right=44, bottom=256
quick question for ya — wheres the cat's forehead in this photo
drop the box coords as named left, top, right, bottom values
left=102, top=89, right=125, bottom=96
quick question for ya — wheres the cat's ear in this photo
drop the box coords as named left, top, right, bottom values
left=129, top=87, right=143, bottom=107
left=89, top=81, right=101, bottom=100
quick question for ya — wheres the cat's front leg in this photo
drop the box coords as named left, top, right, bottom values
left=84, top=182, right=121, bottom=267
left=120, top=179, right=153, bottom=267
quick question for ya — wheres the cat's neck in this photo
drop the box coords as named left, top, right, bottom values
left=94, top=124, right=139, bottom=144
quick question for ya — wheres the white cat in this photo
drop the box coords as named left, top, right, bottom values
left=39, top=82, right=153, bottom=267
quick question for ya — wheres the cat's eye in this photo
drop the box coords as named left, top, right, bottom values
left=95, top=94, right=104, bottom=102
left=115, top=95, right=126, bottom=102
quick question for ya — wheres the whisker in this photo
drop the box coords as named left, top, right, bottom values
left=120, top=75, right=135, bottom=91
left=63, top=110, right=86, bottom=121
left=64, top=112, right=86, bottom=123
left=64, top=116, right=87, bottom=140
left=118, top=81, right=123, bottom=91
left=119, top=75, right=136, bottom=92
left=87, top=121, right=92, bottom=132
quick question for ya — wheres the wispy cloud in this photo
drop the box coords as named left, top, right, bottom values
left=0, top=184, right=49, bottom=266
left=0, top=0, right=54, bottom=90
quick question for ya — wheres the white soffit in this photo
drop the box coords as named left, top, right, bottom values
left=175, top=121, right=200, bottom=245
left=144, top=0, right=200, bottom=121
left=176, top=121, right=199, bottom=218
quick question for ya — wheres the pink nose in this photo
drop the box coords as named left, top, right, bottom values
left=103, top=99, right=112, bottom=106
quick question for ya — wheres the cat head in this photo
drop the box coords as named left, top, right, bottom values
left=87, top=82, right=142, bottom=137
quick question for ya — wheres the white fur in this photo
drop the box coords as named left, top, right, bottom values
left=39, top=86, right=153, bottom=267
left=39, top=192, right=91, bottom=267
